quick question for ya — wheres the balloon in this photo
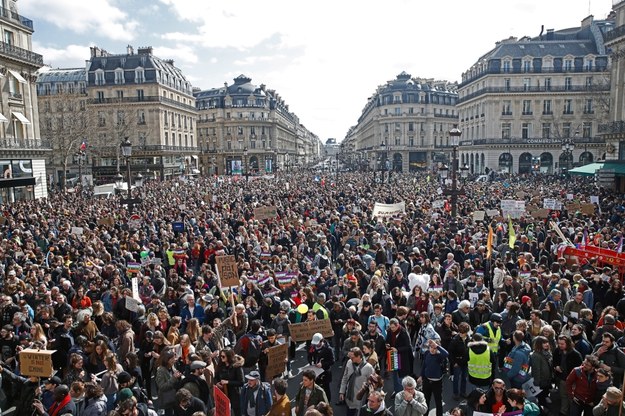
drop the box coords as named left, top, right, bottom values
left=297, top=303, right=308, bottom=314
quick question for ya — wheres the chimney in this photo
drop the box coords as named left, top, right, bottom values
left=137, top=46, right=153, bottom=55
left=546, top=29, right=554, bottom=40
left=127, top=45, right=134, bottom=55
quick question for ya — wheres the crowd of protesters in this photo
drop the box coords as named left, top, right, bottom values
left=0, top=170, right=623, bottom=416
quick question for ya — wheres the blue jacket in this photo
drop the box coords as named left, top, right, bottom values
left=180, top=303, right=205, bottom=331
left=240, top=381, right=272, bottom=416
left=420, top=345, right=449, bottom=380
left=504, top=342, right=531, bottom=381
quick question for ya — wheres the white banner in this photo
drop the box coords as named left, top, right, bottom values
left=543, top=198, right=562, bottom=210
left=372, top=202, right=406, bottom=219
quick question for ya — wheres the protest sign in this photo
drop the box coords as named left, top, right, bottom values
left=501, top=200, right=525, bottom=219
left=125, top=297, right=140, bottom=312
left=486, top=209, right=500, bottom=217
left=289, top=319, right=334, bottom=342
left=543, top=198, right=562, bottom=210
left=529, top=208, right=550, bottom=219
left=265, top=343, right=288, bottom=380
left=214, top=386, right=231, bottom=416
left=254, top=206, right=278, bottom=221
left=372, top=202, right=405, bottom=219
left=215, top=255, right=240, bottom=287
left=20, top=349, right=55, bottom=377
left=71, top=227, right=83, bottom=235
left=580, top=203, right=596, bottom=216
left=473, top=211, right=485, bottom=221
left=97, top=217, right=115, bottom=227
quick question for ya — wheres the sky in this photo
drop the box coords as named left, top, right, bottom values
left=20, top=0, right=614, bottom=142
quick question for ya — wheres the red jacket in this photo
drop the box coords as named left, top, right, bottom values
left=566, top=366, right=596, bottom=405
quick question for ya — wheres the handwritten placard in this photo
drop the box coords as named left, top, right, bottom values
left=254, top=206, right=278, bottom=221
left=215, top=255, right=240, bottom=287
left=265, top=343, right=288, bottom=380
left=289, top=319, right=334, bottom=342
left=213, top=386, right=231, bottom=416
left=20, top=349, right=55, bottom=377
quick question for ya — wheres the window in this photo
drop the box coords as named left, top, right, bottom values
left=584, top=99, right=593, bottom=114
left=237, top=126, right=243, bottom=135
left=409, top=137, right=414, bottom=146
left=542, top=123, right=551, bottom=138
left=523, top=78, right=531, bottom=91
left=544, top=78, right=552, bottom=91
left=523, top=60, right=531, bottom=72
left=502, top=101, right=512, bottom=115
left=95, top=70, right=105, bottom=86
left=137, top=110, right=146, bottom=125
left=114, top=69, right=124, bottom=85
left=96, top=91, right=104, bottom=103
left=384, top=124, right=389, bottom=133
left=164, top=110, right=168, bottom=126
left=408, top=122, right=414, bottom=132
left=564, top=59, right=573, bottom=71
left=522, top=123, right=531, bottom=139
left=395, top=107, right=401, bottom=116
left=562, top=122, right=571, bottom=138
left=586, top=76, right=593, bottom=88
left=503, top=61, right=511, bottom=72
left=543, top=100, right=552, bottom=115
left=79, top=100, right=86, bottom=111
left=563, top=99, right=573, bottom=114
left=564, top=77, right=572, bottom=91
left=504, top=78, right=511, bottom=91
left=585, top=59, right=594, bottom=71
left=67, top=83, right=75, bottom=94
left=582, top=122, right=592, bottom=138
left=135, top=68, right=145, bottom=84
left=137, top=89, right=144, bottom=101
left=3, top=30, right=13, bottom=46
left=79, top=82, right=86, bottom=94
left=98, top=112, right=106, bottom=127
left=409, top=107, right=414, bottom=114
left=116, top=90, right=124, bottom=99
left=164, top=132, right=168, bottom=146
left=395, top=123, right=401, bottom=131
left=117, top=110, right=125, bottom=126
left=502, top=123, right=511, bottom=139
left=522, top=100, right=532, bottom=115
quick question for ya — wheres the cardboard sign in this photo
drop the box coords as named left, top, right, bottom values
left=580, top=204, right=596, bottom=216
left=215, top=255, right=240, bottom=287
left=0, top=216, right=6, bottom=225
left=97, top=217, right=115, bottom=227
left=20, top=349, right=55, bottom=377
left=530, top=208, right=550, bottom=219
left=264, top=343, right=288, bottom=380
left=254, top=206, right=278, bottom=221
left=71, top=227, right=83, bottom=235
left=566, top=203, right=581, bottom=212
left=486, top=209, right=500, bottom=217
left=214, top=385, right=231, bottom=416
left=289, top=319, right=334, bottom=342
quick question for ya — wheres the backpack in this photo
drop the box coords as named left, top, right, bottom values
left=234, top=333, right=263, bottom=367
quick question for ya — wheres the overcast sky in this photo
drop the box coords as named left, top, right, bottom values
left=21, top=0, right=613, bottom=142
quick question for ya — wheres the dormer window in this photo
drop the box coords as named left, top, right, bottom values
left=135, top=68, right=145, bottom=84
left=114, top=68, right=125, bottom=85
left=95, top=70, right=105, bottom=86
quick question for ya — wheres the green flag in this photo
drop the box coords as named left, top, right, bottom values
left=508, top=216, right=516, bottom=249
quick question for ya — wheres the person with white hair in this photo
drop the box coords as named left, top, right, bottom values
left=394, top=376, right=428, bottom=416
left=452, top=300, right=472, bottom=326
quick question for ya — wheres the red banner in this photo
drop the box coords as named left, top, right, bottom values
left=563, top=246, right=625, bottom=268
left=214, top=385, right=231, bottom=416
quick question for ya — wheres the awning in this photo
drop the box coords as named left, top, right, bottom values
left=602, top=162, right=625, bottom=175
left=569, top=162, right=604, bottom=176
left=0, top=113, right=9, bottom=123
left=12, top=112, right=30, bottom=124
left=8, top=70, right=26, bottom=84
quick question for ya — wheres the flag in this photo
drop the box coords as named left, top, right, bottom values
left=80, top=141, right=87, bottom=151
left=617, top=236, right=624, bottom=254
left=508, top=216, right=516, bottom=249
left=487, top=224, right=494, bottom=259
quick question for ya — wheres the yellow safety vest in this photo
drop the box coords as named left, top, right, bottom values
left=485, top=323, right=501, bottom=353
left=468, top=348, right=492, bottom=380
left=312, top=303, right=329, bottom=319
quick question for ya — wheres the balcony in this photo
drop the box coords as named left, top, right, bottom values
left=599, top=121, right=625, bottom=134
left=0, top=41, right=43, bottom=68
left=604, top=24, right=625, bottom=43
left=460, top=66, right=609, bottom=88
left=458, top=84, right=611, bottom=104
left=0, top=137, right=51, bottom=150
left=0, top=7, right=33, bottom=31
left=433, top=113, right=459, bottom=119
left=89, top=95, right=197, bottom=112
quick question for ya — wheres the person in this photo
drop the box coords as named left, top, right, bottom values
left=266, top=378, right=291, bottom=416
left=593, top=386, right=625, bottom=416
left=502, top=330, right=531, bottom=388
left=308, top=332, right=334, bottom=402
left=567, top=355, right=600, bottom=416
left=215, top=347, right=245, bottom=416
left=82, top=382, right=108, bottom=416
left=418, top=339, right=448, bottom=416
left=359, top=390, right=393, bottom=416
left=154, top=349, right=183, bottom=416
left=448, top=321, right=470, bottom=400
left=339, top=347, right=375, bottom=416
left=529, top=335, right=553, bottom=411
left=0, top=362, right=40, bottom=416
left=32, top=384, right=77, bottom=416
left=593, top=333, right=625, bottom=381
left=484, top=378, right=509, bottom=414
left=385, top=317, right=413, bottom=394
left=173, top=388, right=206, bottom=416
left=475, top=313, right=502, bottom=358
left=294, top=369, right=328, bottom=416
left=239, top=370, right=272, bottom=416
left=117, top=396, right=159, bottom=416
left=459, top=388, right=488, bottom=416
left=554, top=334, right=584, bottom=416
left=394, top=376, right=428, bottom=416
left=467, top=333, right=495, bottom=388
left=181, top=360, right=210, bottom=406
left=503, top=388, right=540, bottom=416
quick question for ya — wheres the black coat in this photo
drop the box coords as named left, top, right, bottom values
left=448, top=334, right=470, bottom=368
left=385, top=326, right=413, bottom=377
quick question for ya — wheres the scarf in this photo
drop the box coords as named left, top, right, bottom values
left=247, top=384, right=258, bottom=408
left=346, top=360, right=364, bottom=402
left=49, top=394, right=72, bottom=416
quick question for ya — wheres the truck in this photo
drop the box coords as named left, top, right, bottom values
left=93, top=183, right=117, bottom=198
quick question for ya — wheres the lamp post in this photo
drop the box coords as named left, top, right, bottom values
left=120, top=137, right=141, bottom=214
left=243, top=146, right=249, bottom=181
left=443, top=127, right=464, bottom=218
left=561, top=133, right=576, bottom=173
left=380, top=141, right=387, bottom=183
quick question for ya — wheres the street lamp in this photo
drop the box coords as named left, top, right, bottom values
left=119, top=137, right=141, bottom=213
left=380, top=141, right=387, bottom=183
left=561, top=134, right=576, bottom=173
left=243, top=146, right=249, bottom=181
left=461, top=164, right=470, bottom=182
left=443, top=127, right=464, bottom=218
